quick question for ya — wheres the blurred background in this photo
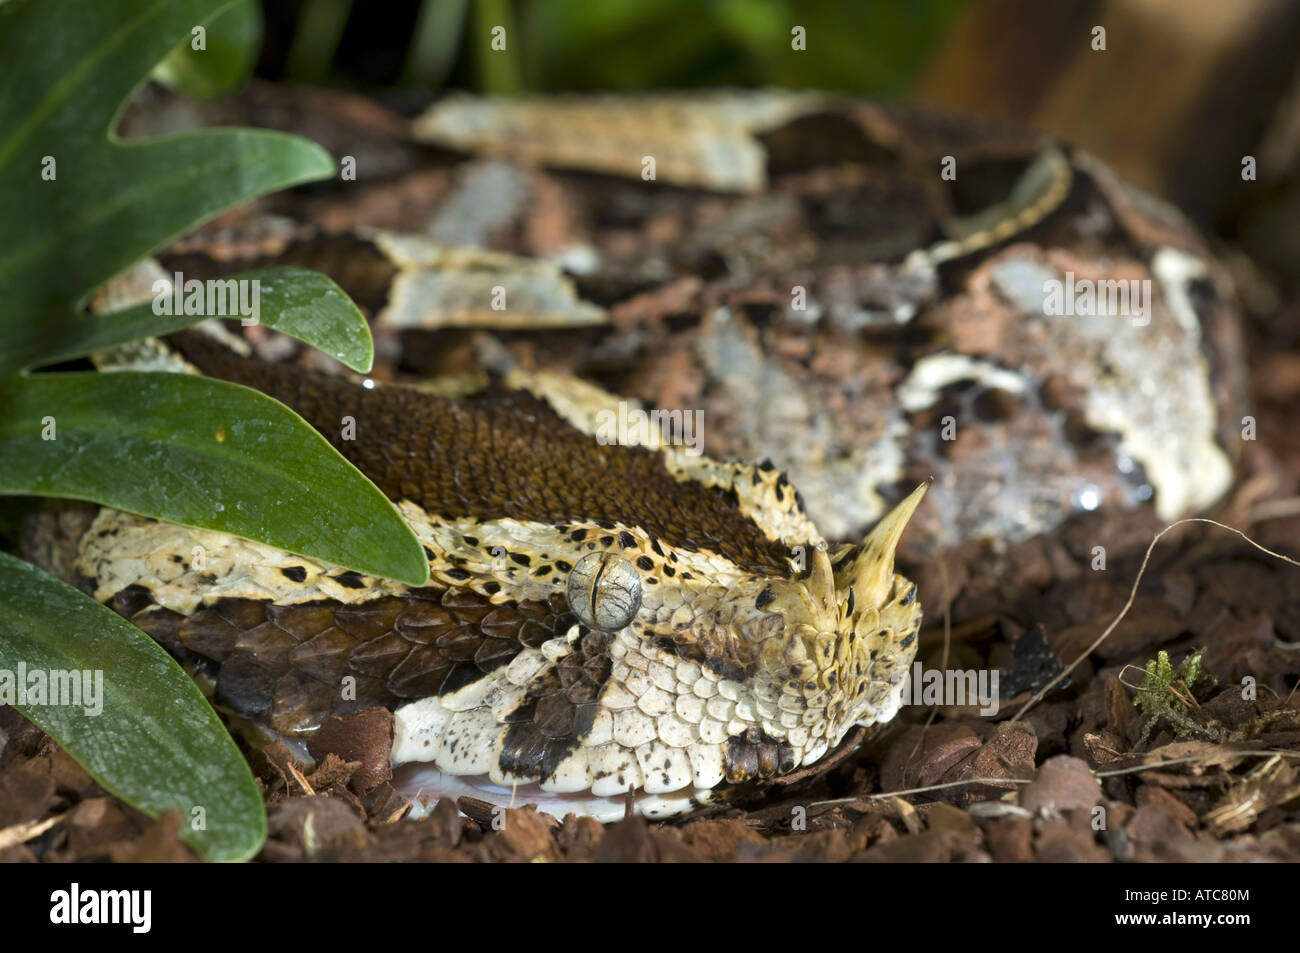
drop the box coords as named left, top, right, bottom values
left=176, top=0, right=1300, bottom=307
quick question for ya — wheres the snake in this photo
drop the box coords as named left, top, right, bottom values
left=56, top=328, right=925, bottom=821
left=33, top=91, right=1246, bottom=822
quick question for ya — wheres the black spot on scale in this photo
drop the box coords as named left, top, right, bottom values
left=752, top=470, right=761, bottom=486
left=508, top=552, right=531, bottom=567
left=483, top=581, right=501, bottom=594
left=618, top=531, right=636, bottom=549
left=704, top=657, right=750, bottom=682
left=171, top=554, right=183, bottom=564
left=599, top=535, right=614, bottom=547
left=532, top=565, right=551, bottom=577
left=845, top=586, right=855, bottom=616
left=438, top=661, right=488, bottom=696
left=899, top=584, right=917, bottom=606
left=636, top=556, right=654, bottom=572
left=900, top=632, right=916, bottom=649
left=446, top=568, right=471, bottom=580
left=759, top=458, right=775, bottom=472
left=497, top=668, right=608, bottom=784
left=333, top=570, right=366, bottom=589
left=555, top=560, right=572, bottom=572
left=650, top=537, right=664, bottom=557
left=570, top=529, right=588, bottom=542
left=280, top=566, right=307, bottom=583
left=592, top=519, right=616, bottom=530
left=462, top=535, right=479, bottom=547
left=571, top=701, right=600, bottom=740
left=723, top=727, right=796, bottom=783
left=501, top=696, right=535, bottom=725
left=833, top=545, right=862, bottom=569
left=755, top=585, right=775, bottom=609
left=663, top=565, right=675, bottom=577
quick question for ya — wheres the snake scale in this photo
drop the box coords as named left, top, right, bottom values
left=32, top=90, right=1248, bottom=821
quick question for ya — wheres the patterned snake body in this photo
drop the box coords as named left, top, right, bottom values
left=69, top=331, right=925, bottom=820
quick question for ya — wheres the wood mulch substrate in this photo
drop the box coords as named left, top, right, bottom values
left=3, top=488, right=1299, bottom=862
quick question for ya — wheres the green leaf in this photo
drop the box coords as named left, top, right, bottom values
left=403, top=0, right=470, bottom=88
left=24, top=267, right=374, bottom=374
left=0, top=551, right=265, bottom=862
left=473, top=0, right=522, bottom=94
left=285, top=0, right=355, bottom=83
left=0, top=0, right=335, bottom=374
left=153, top=0, right=262, bottom=99
left=0, top=372, right=430, bottom=586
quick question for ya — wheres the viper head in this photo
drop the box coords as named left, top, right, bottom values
left=757, top=484, right=926, bottom=741
left=590, top=481, right=927, bottom=764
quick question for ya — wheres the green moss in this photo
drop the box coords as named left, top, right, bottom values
left=1133, top=649, right=1210, bottom=745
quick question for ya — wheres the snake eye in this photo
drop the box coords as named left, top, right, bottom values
left=567, top=552, right=642, bottom=631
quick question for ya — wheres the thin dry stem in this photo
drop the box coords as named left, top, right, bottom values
left=1011, top=518, right=1300, bottom=722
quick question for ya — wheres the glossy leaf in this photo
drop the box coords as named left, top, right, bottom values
left=27, top=267, right=374, bottom=373
left=0, top=371, right=430, bottom=586
left=0, top=0, right=335, bottom=376
left=153, top=0, right=262, bottom=99
left=0, top=551, right=265, bottom=862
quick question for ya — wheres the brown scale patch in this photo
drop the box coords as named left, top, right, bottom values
left=723, top=727, right=798, bottom=783
left=114, top=585, right=575, bottom=735
left=497, top=629, right=612, bottom=782
left=172, top=330, right=792, bottom=575
left=652, top=629, right=755, bottom=683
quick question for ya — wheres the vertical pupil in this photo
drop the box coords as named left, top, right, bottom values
left=568, top=551, right=640, bottom=631
left=588, top=553, right=610, bottom=620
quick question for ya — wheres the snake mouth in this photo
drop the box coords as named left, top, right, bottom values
left=392, top=763, right=711, bottom=822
